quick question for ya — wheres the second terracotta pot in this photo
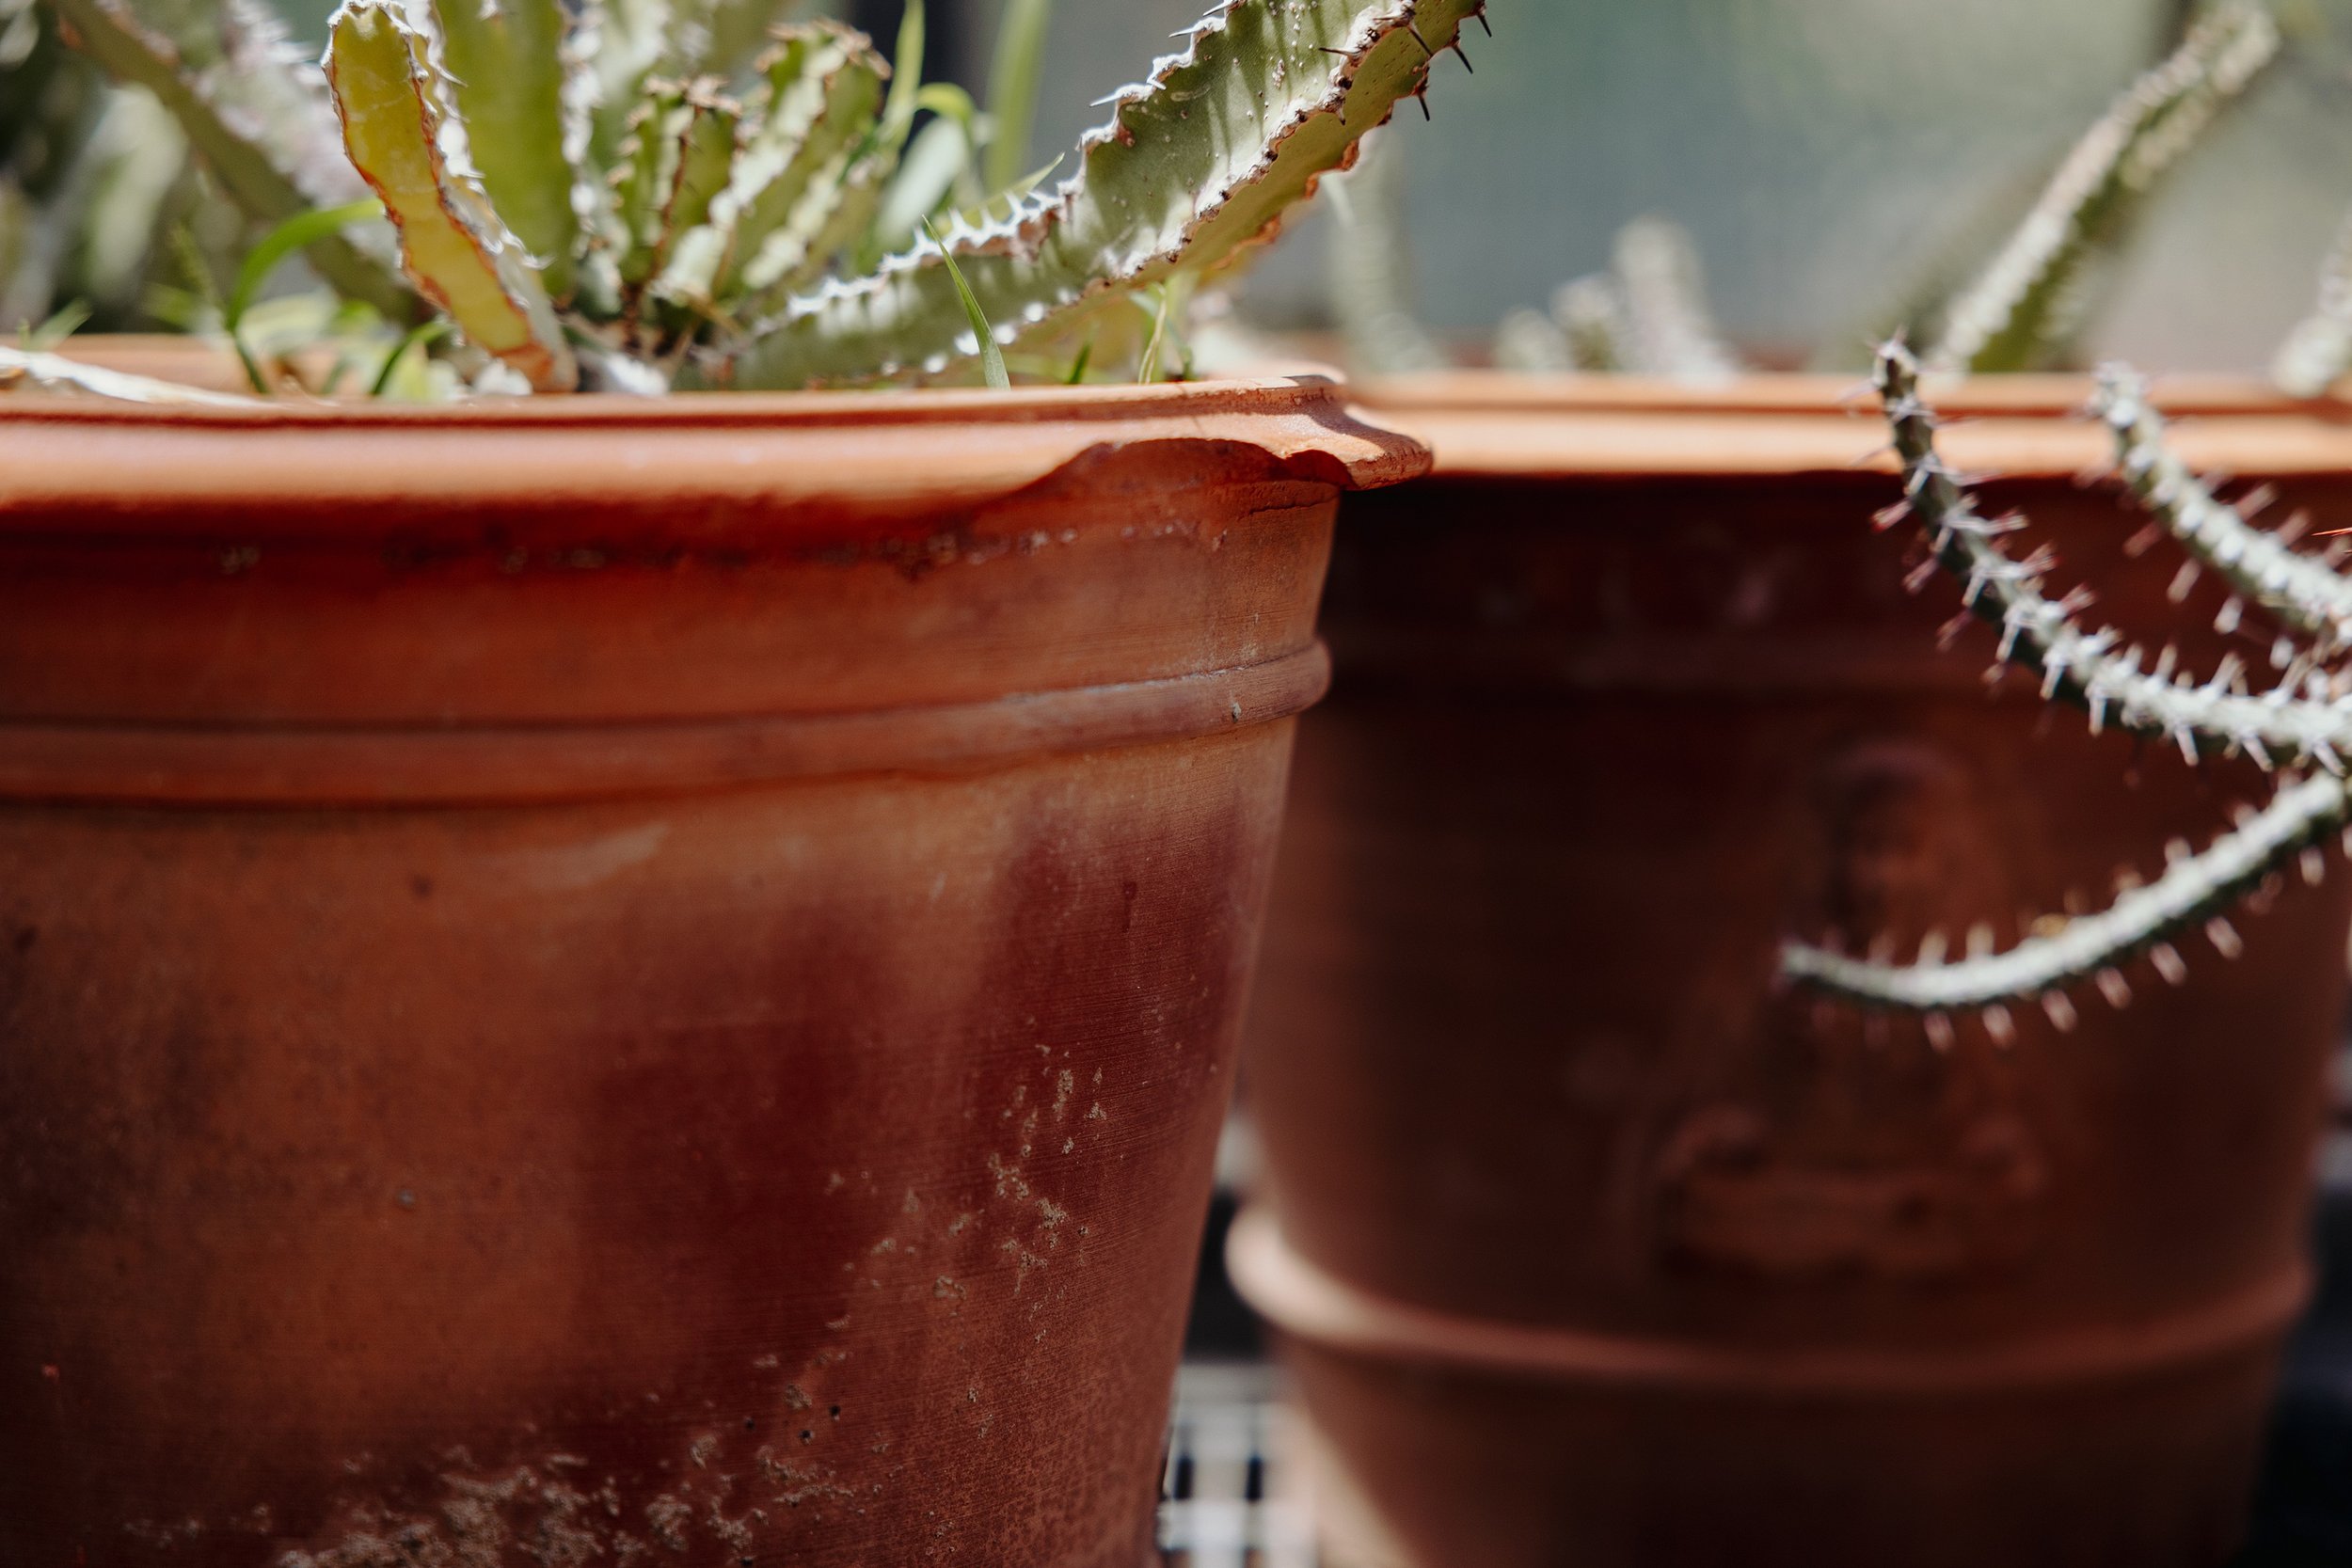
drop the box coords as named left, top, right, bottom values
left=1232, top=374, right=2352, bottom=1568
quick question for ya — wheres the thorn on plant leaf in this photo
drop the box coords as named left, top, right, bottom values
left=2206, top=917, right=2244, bottom=959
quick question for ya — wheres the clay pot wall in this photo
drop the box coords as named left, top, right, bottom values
left=1236, top=374, right=2352, bottom=1568
left=0, top=374, right=1424, bottom=1567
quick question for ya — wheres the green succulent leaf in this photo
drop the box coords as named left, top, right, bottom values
left=656, top=22, right=889, bottom=313
left=580, top=0, right=792, bottom=169
left=925, top=214, right=1006, bottom=389
left=429, top=0, right=580, bottom=301
left=324, top=0, right=575, bottom=389
left=714, top=0, right=1488, bottom=389
left=612, top=77, right=742, bottom=300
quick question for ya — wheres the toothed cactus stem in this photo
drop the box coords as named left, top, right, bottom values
left=712, top=0, right=1490, bottom=390
left=656, top=23, right=887, bottom=311
left=1874, top=339, right=2352, bottom=771
left=1930, top=0, right=2277, bottom=374
left=430, top=0, right=580, bottom=300
left=2094, top=363, right=2352, bottom=650
left=325, top=0, right=575, bottom=390
left=1785, top=771, right=2349, bottom=1011
left=612, top=78, right=740, bottom=297
left=580, top=0, right=672, bottom=168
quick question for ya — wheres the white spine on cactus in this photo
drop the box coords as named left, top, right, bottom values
left=1873, top=341, right=2352, bottom=773
left=1785, top=770, right=2348, bottom=1012
left=2095, top=363, right=2352, bottom=652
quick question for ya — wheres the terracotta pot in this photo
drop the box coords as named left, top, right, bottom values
left=1231, top=372, right=2352, bottom=1568
left=0, top=365, right=1424, bottom=1567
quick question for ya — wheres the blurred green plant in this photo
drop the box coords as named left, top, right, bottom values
left=1, top=0, right=193, bottom=332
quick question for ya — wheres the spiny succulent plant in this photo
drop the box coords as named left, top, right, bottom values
left=1780, top=339, right=2352, bottom=1037
left=37, top=0, right=1488, bottom=394
left=1480, top=214, right=1738, bottom=379
left=1337, top=0, right=2281, bottom=382
left=1925, top=0, right=2279, bottom=376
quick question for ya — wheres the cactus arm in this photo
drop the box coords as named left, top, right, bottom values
left=749, top=139, right=897, bottom=306
left=324, top=0, right=575, bottom=390
left=712, top=0, right=1489, bottom=390
left=0, top=341, right=261, bottom=403
left=1611, top=215, right=1739, bottom=381
left=1783, top=770, right=2349, bottom=1012
left=2094, top=363, right=2352, bottom=649
left=1875, top=339, right=2352, bottom=771
left=2272, top=205, right=2352, bottom=396
left=612, top=79, right=740, bottom=296
left=1929, top=0, right=2276, bottom=374
left=428, top=0, right=578, bottom=300
left=687, top=0, right=795, bottom=83
left=579, top=0, right=671, bottom=168
left=578, top=0, right=789, bottom=169
left=655, top=24, right=888, bottom=311
left=44, top=0, right=416, bottom=319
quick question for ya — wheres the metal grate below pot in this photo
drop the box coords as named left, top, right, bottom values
left=1158, top=1362, right=1313, bottom=1568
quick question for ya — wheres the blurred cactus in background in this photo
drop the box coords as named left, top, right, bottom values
left=1335, top=0, right=2297, bottom=383
left=1924, top=0, right=2278, bottom=375
left=1782, top=341, right=2352, bottom=1038
left=1483, top=214, right=1740, bottom=379
left=0, top=0, right=191, bottom=333
left=25, top=0, right=1487, bottom=395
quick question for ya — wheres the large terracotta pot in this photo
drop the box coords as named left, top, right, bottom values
left=1232, top=372, right=2352, bottom=1568
left=0, top=368, right=1423, bottom=1567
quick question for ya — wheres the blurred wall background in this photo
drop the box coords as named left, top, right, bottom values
left=253, top=0, right=2352, bottom=370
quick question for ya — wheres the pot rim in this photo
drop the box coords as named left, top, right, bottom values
left=1347, top=370, right=2352, bottom=483
left=1229, top=1209, right=2306, bottom=1401
left=0, top=354, right=1430, bottom=535
left=0, top=345, right=1430, bottom=533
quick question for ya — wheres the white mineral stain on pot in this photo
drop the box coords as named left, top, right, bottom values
left=506, top=821, right=671, bottom=893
